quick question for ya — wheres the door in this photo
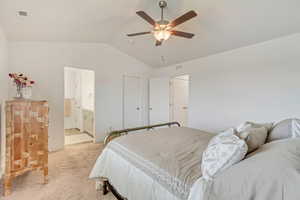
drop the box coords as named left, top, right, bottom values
left=123, top=76, right=142, bottom=129
left=149, top=78, right=170, bottom=125
left=171, top=76, right=189, bottom=126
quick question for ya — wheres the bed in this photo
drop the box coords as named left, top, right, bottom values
left=89, top=122, right=300, bottom=200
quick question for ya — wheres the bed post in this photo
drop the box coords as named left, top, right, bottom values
left=103, top=180, right=109, bottom=195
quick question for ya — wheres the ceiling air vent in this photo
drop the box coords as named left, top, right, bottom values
left=18, top=11, right=28, bottom=17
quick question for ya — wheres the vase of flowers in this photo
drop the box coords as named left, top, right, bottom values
left=9, top=73, right=35, bottom=99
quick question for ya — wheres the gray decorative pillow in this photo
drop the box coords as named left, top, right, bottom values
left=237, top=127, right=268, bottom=153
left=236, top=121, right=273, bottom=132
left=267, top=118, right=300, bottom=142
left=236, top=121, right=272, bottom=153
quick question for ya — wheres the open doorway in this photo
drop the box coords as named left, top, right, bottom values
left=170, top=75, right=189, bottom=126
left=64, top=67, right=95, bottom=145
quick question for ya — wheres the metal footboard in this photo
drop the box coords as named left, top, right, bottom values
left=101, top=121, right=181, bottom=199
left=104, top=121, right=181, bottom=146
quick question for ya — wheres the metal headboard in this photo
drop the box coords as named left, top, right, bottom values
left=104, top=121, right=181, bottom=146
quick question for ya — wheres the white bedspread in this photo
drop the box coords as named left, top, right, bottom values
left=189, top=138, right=300, bottom=200
left=89, top=127, right=214, bottom=200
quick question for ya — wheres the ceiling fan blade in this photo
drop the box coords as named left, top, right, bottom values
left=136, top=11, right=156, bottom=26
left=171, top=30, right=195, bottom=38
left=127, top=31, right=151, bottom=37
left=170, top=10, right=197, bottom=28
left=155, top=40, right=162, bottom=46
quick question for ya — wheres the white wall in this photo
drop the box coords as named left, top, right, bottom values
left=152, top=33, right=300, bottom=133
left=0, top=25, right=8, bottom=178
left=7, top=33, right=300, bottom=151
left=0, top=26, right=8, bottom=103
left=8, top=42, right=152, bottom=151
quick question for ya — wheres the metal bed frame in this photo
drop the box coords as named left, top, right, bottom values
left=104, top=121, right=181, bottom=146
left=102, top=121, right=181, bottom=200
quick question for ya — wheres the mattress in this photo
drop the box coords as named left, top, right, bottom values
left=89, top=127, right=215, bottom=200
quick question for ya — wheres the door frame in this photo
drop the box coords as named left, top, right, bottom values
left=122, top=75, right=142, bottom=129
left=63, top=66, right=96, bottom=144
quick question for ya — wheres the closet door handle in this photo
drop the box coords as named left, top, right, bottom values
left=136, top=107, right=140, bottom=111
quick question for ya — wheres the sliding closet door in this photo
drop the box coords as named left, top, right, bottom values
left=123, top=76, right=142, bottom=129
left=149, top=78, right=170, bottom=125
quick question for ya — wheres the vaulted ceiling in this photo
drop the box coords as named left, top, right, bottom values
left=1, top=0, right=300, bottom=67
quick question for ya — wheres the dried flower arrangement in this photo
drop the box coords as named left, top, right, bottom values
left=9, top=73, right=35, bottom=98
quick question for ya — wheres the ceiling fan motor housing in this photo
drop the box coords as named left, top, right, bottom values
left=157, top=20, right=169, bottom=26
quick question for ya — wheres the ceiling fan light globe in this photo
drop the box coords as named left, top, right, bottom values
left=154, top=30, right=171, bottom=41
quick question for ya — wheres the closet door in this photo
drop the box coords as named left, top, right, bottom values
left=171, top=78, right=189, bottom=126
left=123, top=76, right=142, bottom=129
left=149, top=78, right=170, bottom=125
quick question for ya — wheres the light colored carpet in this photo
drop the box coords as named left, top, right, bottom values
left=0, top=143, right=116, bottom=200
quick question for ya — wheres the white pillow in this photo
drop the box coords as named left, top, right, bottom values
left=201, top=128, right=248, bottom=181
left=267, top=118, right=300, bottom=142
left=237, top=127, right=268, bottom=153
left=292, top=119, right=300, bottom=138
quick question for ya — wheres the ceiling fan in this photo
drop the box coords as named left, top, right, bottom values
left=127, top=0, right=197, bottom=46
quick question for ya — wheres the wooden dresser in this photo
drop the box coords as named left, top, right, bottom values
left=3, top=100, right=49, bottom=196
